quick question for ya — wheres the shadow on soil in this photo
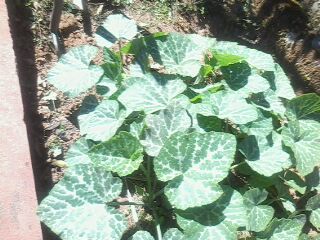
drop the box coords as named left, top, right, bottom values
left=5, top=0, right=59, bottom=239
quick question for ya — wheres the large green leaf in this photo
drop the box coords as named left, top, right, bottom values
left=65, top=137, right=93, bottom=167
left=310, top=209, right=320, bottom=231
left=95, top=14, right=138, bottom=48
left=129, top=119, right=146, bottom=139
left=47, top=45, right=103, bottom=98
left=118, top=73, right=186, bottom=114
left=258, top=217, right=305, bottom=240
left=188, top=34, right=217, bottom=52
left=285, top=93, right=320, bottom=120
left=78, top=100, right=127, bottom=141
left=220, top=62, right=270, bottom=98
left=306, top=194, right=320, bottom=230
left=239, top=110, right=274, bottom=136
left=176, top=214, right=237, bottom=240
left=141, top=104, right=192, bottom=156
left=37, top=165, right=127, bottom=240
left=78, top=95, right=99, bottom=115
left=220, top=62, right=251, bottom=90
left=176, top=187, right=247, bottom=228
left=209, top=51, right=244, bottom=67
left=213, top=41, right=275, bottom=72
left=154, top=131, right=236, bottom=209
left=251, top=89, right=286, bottom=116
left=96, top=76, right=118, bottom=98
left=89, top=132, right=144, bottom=176
left=194, top=90, right=258, bottom=124
left=226, top=74, right=270, bottom=99
left=239, top=134, right=291, bottom=177
left=149, top=33, right=215, bottom=77
left=282, top=121, right=320, bottom=176
left=191, top=114, right=224, bottom=133
left=272, top=64, right=296, bottom=100
left=128, top=63, right=146, bottom=78
left=243, top=188, right=274, bottom=232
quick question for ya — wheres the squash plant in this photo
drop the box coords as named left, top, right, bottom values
left=38, top=14, right=320, bottom=240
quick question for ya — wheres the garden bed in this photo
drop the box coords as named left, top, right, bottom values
left=6, top=0, right=320, bottom=239
left=30, top=0, right=320, bottom=186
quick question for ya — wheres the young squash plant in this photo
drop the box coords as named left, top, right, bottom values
left=38, top=14, right=320, bottom=240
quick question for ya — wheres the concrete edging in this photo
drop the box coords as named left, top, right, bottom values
left=0, top=1, right=43, bottom=239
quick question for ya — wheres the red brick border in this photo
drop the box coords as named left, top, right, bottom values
left=0, top=1, right=42, bottom=239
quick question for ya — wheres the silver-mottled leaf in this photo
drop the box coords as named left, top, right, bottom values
left=214, top=41, right=275, bottom=71
left=310, top=209, right=320, bottom=230
left=141, top=104, right=191, bottom=156
left=251, top=89, right=286, bottom=116
left=89, top=132, right=144, bottom=176
left=239, top=134, right=291, bottom=177
left=47, top=46, right=103, bottom=98
left=177, top=214, right=237, bottom=240
left=96, top=76, right=118, bottom=98
left=176, top=187, right=247, bottom=228
left=118, top=74, right=186, bottom=114
left=273, top=64, right=296, bottom=100
left=150, top=33, right=214, bottom=77
left=154, top=131, right=236, bottom=209
left=239, top=111, right=273, bottom=136
left=258, top=218, right=305, bottom=240
left=243, top=188, right=274, bottom=232
left=195, top=90, right=258, bottom=124
left=65, top=138, right=93, bottom=167
left=37, top=165, right=127, bottom=240
left=221, top=62, right=270, bottom=98
left=285, top=93, right=320, bottom=120
left=78, top=100, right=126, bottom=141
left=95, top=14, right=138, bottom=48
left=306, top=194, right=320, bottom=230
left=282, top=121, right=320, bottom=176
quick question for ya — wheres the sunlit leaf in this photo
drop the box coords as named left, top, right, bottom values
left=47, top=46, right=103, bottom=98
left=37, top=165, right=127, bottom=240
left=154, top=132, right=236, bottom=209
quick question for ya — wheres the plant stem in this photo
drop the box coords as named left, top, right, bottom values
left=140, top=165, right=148, bottom=178
left=230, top=161, right=246, bottom=170
left=126, top=176, right=147, bottom=182
left=147, top=157, right=152, bottom=196
left=153, top=208, right=162, bottom=240
left=144, top=156, right=162, bottom=240
left=153, top=188, right=165, bottom=200
left=118, top=39, right=125, bottom=67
